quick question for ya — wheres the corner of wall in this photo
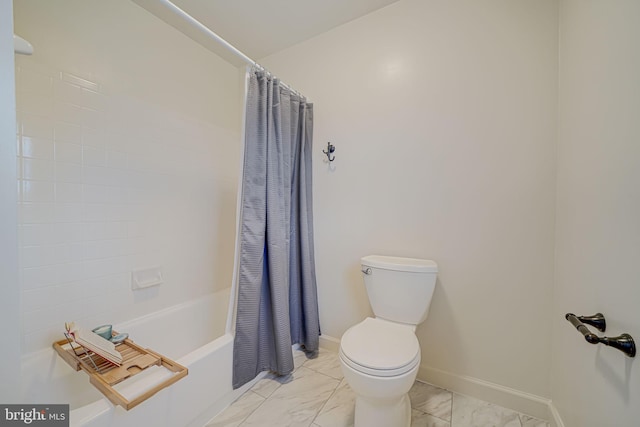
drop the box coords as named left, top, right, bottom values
left=0, top=0, right=22, bottom=403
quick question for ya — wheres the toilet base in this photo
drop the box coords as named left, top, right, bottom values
left=354, top=393, right=411, bottom=427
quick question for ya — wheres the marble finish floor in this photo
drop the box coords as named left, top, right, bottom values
left=206, top=349, right=550, bottom=427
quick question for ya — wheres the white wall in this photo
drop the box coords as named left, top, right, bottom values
left=0, top=0, right=21, bottom=403
left=552, top=1, right=640, bottom=425
left=13, top=0, right=242, bottom=355
left=262, top=0, right=558, bottom=402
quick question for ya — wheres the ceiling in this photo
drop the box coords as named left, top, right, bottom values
left=133, top=0, right=400, bottom=66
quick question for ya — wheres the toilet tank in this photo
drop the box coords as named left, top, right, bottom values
left=361, top=255, right=438, bottom=325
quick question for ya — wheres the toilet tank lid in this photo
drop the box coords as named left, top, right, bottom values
left=361, top=255, right=438, bottom=273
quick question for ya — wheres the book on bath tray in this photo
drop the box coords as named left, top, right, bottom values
left=65, top=322, right=123, bottom=366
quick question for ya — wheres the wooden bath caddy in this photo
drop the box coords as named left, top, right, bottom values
left=53, top=333, right=188, bottom=410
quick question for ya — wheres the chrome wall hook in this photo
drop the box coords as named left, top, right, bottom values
left=322, top=142, right=335, bottom=162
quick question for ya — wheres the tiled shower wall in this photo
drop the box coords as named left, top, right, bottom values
left=14, top=2, right=242, bottom=354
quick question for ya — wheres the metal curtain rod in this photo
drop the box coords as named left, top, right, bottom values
left=159, top=0, right=304, bottom=98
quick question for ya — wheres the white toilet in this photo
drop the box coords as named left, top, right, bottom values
left=339, top=255, right=438, bottom=427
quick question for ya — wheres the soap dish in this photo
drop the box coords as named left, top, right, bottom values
left=110, top=333, right=129, bottom=344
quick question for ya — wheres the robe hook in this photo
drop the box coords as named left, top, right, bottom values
left=322, top=142, right=336, bottom=162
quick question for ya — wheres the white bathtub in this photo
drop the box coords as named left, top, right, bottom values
left=21, top=288, right=255, bottom=427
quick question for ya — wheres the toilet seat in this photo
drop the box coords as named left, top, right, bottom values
left=340, top=318, right=420, bottom=377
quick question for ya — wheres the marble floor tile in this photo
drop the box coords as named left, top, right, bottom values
left=411, top=409, right=451, bottom=427
left=210, top=349, right=553, bottom=427
left=520, top=414, right=550, bottom=427
left=250, top=372, right=282, bottom=398
left=451, top=394, right=521, bottom=427
left=303, top=348, right=344, bottom=380
left=206, top=390, right=264, bottom=427
left=250, top=348, right=315, bottom=398
left=409, top=380, right=453, bottom=421
left=239, top=367, right=340, bottom=427
left=313, top=379, right=356, bottom=427
left=293, top=348, right=310, bottom=370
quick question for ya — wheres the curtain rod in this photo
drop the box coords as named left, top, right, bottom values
left=159, top=0, right=304, bottom=98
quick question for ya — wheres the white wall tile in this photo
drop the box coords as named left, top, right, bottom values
left=14, top=0, right=241, bottom=355
left=55, top=182, right=83, bottom=203
left=16, top=92, right=53, bottom=116
left=21, top=181, right=55, bottom=202
left=22, top=136, right=54, bottom=160
left=82, top=166, right=118, bottom=186
left=82, top=127, right=108, bottom=149
left=20, top=202, right=55, bottom=224
left=22, top=158, right=55, bottom=181
left=21, top=246, right=47, bottom=269
left=21, top=224, right=53, bottom=246
left=53, top=203, right=84, bottom=223
left=22, top=265, right=59, bottom=290
left=21, top=114, right=54, bottom=139
left=52, top=102, right=84, bottom=125
left=52, top=223, right=83, bottom=244
left=53, top=79, right=83, bottom=105
left=17, top=68, right=53, bottom=96
left=54, top=122, right=82, bottom=143
left=105, top=149, right=127, bottom=170
left=82, top=203, right=111, bottom=222
left=55, top=162, right=82, bottom=183
left=81, top=88, right=106, bottom=111
left=55, top=262, right=84, bottom=284
left=55, top=142, right=82, bottom=164
left=61, top=72, right=99, bottom=92
left=82, top=256, right=129, bottom=279
left=82, top=146, right=106, bottom=167
left=81, top=107, right=104, bottom=130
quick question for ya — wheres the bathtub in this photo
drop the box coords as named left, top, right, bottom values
left=20, top=287, right=257, bottom=427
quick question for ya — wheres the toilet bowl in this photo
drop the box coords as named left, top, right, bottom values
left=339, top=255, right=438, bottom=427
left=340, top=317, right=420, bottom=427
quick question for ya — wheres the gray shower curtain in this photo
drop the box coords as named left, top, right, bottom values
left=232, top=67, right=320, bottom=389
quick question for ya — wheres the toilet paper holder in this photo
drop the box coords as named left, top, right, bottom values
left=565, top=312, right=636, bottom=357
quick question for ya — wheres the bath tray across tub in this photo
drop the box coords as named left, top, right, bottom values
left=53, top=332, right=188, bottom=410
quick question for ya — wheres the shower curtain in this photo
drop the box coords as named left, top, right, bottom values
left=232, top=67, right=320, bottom=389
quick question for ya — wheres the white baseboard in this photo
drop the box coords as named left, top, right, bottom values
left=547, top=401, right=566, bottom=427
left=418, top=364, right=562, bottom=424
left=319, top=334, right=565, bottom=427
left=319, top=334, right=341, bottom=353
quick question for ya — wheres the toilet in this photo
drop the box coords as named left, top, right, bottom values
left=339, top=255, right=438, bottom=427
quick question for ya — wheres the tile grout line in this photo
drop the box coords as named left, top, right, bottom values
left=449, top=390, right=454, bottom=426
left=309, top=377, right=343, bottom=426
left=235, top=390, right=269, bottom=427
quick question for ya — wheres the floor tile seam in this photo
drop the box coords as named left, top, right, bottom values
left=258, top=377, right=282, bottom=399
left=301, top=363, right=344, bottom=382
left=449, top=385, right=454, bottom=423
left=518, top=412, right=549, bottom=426
left=308, top=377, right=343, bottom=426
left=302, top=361, right=344, bottom=380
left=412, top=407, right=451, bottom=425
left=301, top=358, right=335, bottom=374
left=412, top=378, right=455, bottom=422
left=236, top=390, right=268, bottom=427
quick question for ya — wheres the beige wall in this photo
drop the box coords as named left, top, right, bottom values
left=13, top=0, right=242, bottom=354
left=261, top=0, right=558, bottom=402
left=10, top=0, right=640, bottom=423
left=553, top=1, right=640, bottom=425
